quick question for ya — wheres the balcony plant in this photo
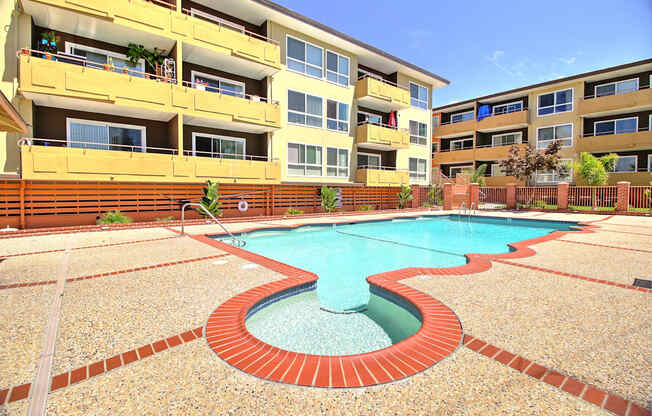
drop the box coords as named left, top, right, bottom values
left=320, top=185, right=338, bottom=214
left=198, top=180, right=222, bottom=218
left=40, top=31, right=58, bottom=60
left=127, top=43, right=167, bottom=77
left=397, top=185, right=413, bottom=209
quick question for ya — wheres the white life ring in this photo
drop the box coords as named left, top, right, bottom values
left=238, top=199, right=248, bottom=212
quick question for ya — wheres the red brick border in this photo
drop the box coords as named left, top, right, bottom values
left=462, top=335, right=651, bottom=416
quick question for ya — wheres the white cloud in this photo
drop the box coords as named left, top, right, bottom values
left=486, top=50, right=526, bottom=78
left=558, top=56, right=576, bottom=64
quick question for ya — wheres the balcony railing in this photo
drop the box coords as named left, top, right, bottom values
left=181, top=80, right=279, bottom=105
left=583, top=83, right=650, bottom=100
left=356, top=120, right=403, bottom=131
left=180, top=8, right=279, bottom=45
left=582, top=126, right=649, bottom=137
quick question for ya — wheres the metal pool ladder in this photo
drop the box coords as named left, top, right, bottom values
left=457, top=202, right=466, bottom=222
left=180, top=202, right=246, bottom=247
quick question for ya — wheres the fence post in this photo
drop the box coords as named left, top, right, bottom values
left=442, top=183, right=454, bottom=210
left=19, top=180, right=25, bottom=229
left=412, top=184, right=420, bottom=208
left=616, top=181, right=630, bottom=212
left=469, top=183, right=479, bottom=208
left=557, top=182, right=569, bottom=210
left=506, top=183, right=517, bottom=210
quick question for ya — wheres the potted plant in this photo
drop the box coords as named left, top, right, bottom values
left=195, top=79, right=207, bottom=91
left=40, top=31, right=57, bottom=60
left=104, top=56, right=112, bottom=71
left=127, top=43, right=167, bottom=79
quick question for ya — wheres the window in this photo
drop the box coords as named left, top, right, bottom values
left=537, top=88, right=573, bottom=116
left=537, top=124, right=573, bottom=149
left=432, top=142, right=439, bottom=153
left=66, top=42, right=144, bottom=76
left=325, top=51, right=349, bottom=86
left=432, top=114, right=440, bottom=129
left=191, top=71, right=244, bottom=98
left=409, top=158, right=427, bottom=181
left=288, top=90, right=323, bottom=127
left=357, top=152, right=380, bottom=169
left=192, top=133, right=245, bottom=159
left=492, top=132, right=522, bottom=147
left=491, top=163, right=506, bottom=177
left=286, top=36, right=323, bottom=78
left=594, top=78, right=638, bottom=98
left=409, top=121, right=428, bottom=145
left=449, top=165, right=473, bottom=178
left=648, top=154, right=652, bottom=172
left=326, top=147, right=349, bottom=177
left=450, top=139, right=468, bottom=151
left=492, top=101, right=522, bottom=115
left=357, top=111, right=382, bottom=125
left=410, top=82, right=429, bottom=109
left=536, top=159, right=572, bottom=184
left=190, top=8, right=244, bottom=32
left=287, top=143, right=322, bottom=176
left=451, top=111, right=474, bottom=123
left=594, top=117, right=638, bottom=136
left=326, top=100, right=349, bottom=132
left=612, top=155, right=637, bottom=172
left=66, top=118, right=146, bottom=152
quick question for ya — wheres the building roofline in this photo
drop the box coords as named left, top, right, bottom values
left=251, top=0, right=450, bottom=86
left=432, top=58, right=652, bottom=111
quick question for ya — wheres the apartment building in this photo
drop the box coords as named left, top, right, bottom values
left=0, top=0, right=446, bottom=187
left=432, top=59, right=652, bottom=186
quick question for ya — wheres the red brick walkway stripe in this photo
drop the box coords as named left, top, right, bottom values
left=599, top=229, right=652, bottom=237
left=0, top=254, right=229, bottom=290
left=1, top=236, right=178, bottom=258
left=495, top=259, right=651, bottom=293
left=0, top=327, right=204, bottom=405
left=463, top=335, right=650, bottom=416
left=558, top=239, right=652, bottom=253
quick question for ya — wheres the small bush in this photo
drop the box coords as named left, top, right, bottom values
left=155, top=216, right=174, bottom=222
left=532, top=200, right=546, bottom=208
left=358, top=204, right=374, bottom=211
left=422, top=202, right=433, bottom=208
left=320, top=185, right=338, bottom=213
left=97, top=211, right=133, bottom=225
left=284, top=208, right=304, bottom=216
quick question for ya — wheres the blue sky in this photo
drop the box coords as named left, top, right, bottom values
left=274, top=0, right=652, bottom=107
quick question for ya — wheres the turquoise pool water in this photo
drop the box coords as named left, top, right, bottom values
left=221, top=215, right=578, bottom=312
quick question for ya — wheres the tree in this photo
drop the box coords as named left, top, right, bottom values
left=397, top=185, right=413, bottom=209
left=573, top=152, right=618, bottom=186
left=470, top=164, right=487, bottom=186
left=320, top=185, right=337, bottom=213
left=499, top=141, right=567, bottom=187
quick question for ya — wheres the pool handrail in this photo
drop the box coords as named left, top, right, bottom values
left=180, top=202, right=245, bottom=247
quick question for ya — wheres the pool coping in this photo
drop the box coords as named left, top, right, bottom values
left=190, top=214, right=600, bottom=388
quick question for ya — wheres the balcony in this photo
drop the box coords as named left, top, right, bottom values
left=432, top=147, right=475, bottom=164
left=355, top=122, right=409, bottom=150
left=19, top=140, right=281, bottom=183
left=606, top=171, right=652, bottom=186
left=476, top=109, right=528, bottom=132
left=577, top=129, right=652, bottom=153
left=18, top=51, right=280, bottom=133
left=21, top=0, right=281, bottom=78
left=474, top=143, right=525, bottom=160
left=355, top=76, right=410, bottom=112
left=578, top=86, right=652, bottom=117
left=355, top=168, right=409, bottom=187
left=434, top=119, right=477, bottom=138
left=484, top=176, right=522, bottom=186
left=433, top=143, right=525, bottom=165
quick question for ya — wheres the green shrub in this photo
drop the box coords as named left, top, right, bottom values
left=532, top=200, right=546, bottom=208
left=422, top=202, right=433, bottom=208
left=427, top=184, right=443, bottom=205
left=358, top=204, right=374, bottom=211
left=284, top=208, right=304, bottom=216
left=320, top=185, right=338, bottom=213
left=97, top=211, right=133, bottom=225
left=155, top=216, right=174, bottom=222
left=198, top=180, right=222, bottom=218
left=397, top=185, right=413, bottom=209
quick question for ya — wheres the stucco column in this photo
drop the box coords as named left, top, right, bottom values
left=616, top=181, right=630, bottom=212
left=469, top=183, right=479, bottom=208
left=557, top=182, right=569, bottom=210
left=506, top=183, right=517, bottom=210
left=442, top=183, right=454, bottom=211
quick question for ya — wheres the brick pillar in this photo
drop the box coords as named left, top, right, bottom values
left=443, top=183, right=454, bottom=211
left=557, top=182, right=569, bottom=210
left=616, top=181, right=630, bottom=212
left=412, top=185, right=420, bottom=208
left=469, top=183, right=479, bottom=209
left=506, top=183, right=517, bottom=210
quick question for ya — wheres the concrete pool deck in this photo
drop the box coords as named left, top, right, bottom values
left=0, top=210, right=650, bottom=415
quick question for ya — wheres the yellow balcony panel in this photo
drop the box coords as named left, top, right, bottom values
left=434, top=119, right=477, bottom=138
left=355, top=168, right=409, bottom=187
left=20, top=144, right=281, bottom=183
left=355, top=76, right=410, bottom=112
left=476, top=110, right=528, bottom=132
left=484, top=176, right=523, bottom=186
left=432, top=148, right=475, bottom=164
left=355, top=123, right=409, bottom=150
left=606, top=172, right=652, bottom=186
left=579, top=88, right=652, bottom=117
left=474, top=143, right=526, bottom=160
left=578, top=131, right=652, bottom=153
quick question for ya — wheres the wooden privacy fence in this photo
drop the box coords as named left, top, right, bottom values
left=0, top=180, right=407, bottom=229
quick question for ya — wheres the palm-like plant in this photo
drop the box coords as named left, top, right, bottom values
left=470, top=164, right=487, bottom=186
left=198, top=180, right=222, bottom=218
left=320, top=185, right=338, bottom=213
left=397, top=185, right=413, bottom=209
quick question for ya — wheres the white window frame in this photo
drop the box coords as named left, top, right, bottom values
left=450, top=138, right=470, bottom=151
left=409, top=157, right=427, bottom=181
left=287, top=142, right=323, bottom=177
left=65, top=42, right=145, bottom=73
left=191, top=132, right=246, bottom=159
left=190, top=8, right=245, bottom=32
left=612, top=155, right=637, bottom=173
left=409, top=120, right=428, bottom=146
left=450, top=110, right=474, bottom=124
left=491, top=132, right=522, bottom=147
left=536, top=158, right=572, bottom=184
left=326, top=99, right=349, bottom=133
left=537, top=88, right=573, bottom=117
left=66, top=118, right=147, bottom=152
left=286, top=34, right=323, bottom=79
left=287, top=89, right=323, bottom=128
left=325, top=49, right=350, bottom=87
left=409, top=81, right=429, bottom=110
left=594, top=78, right=639, bottom=98
left=491, top=163, right=506, bottom=177
left=326, top=146, right=349, bottom=177
left=492, top=100, right=523, bottom=115
left=190, top=70, right=245, bottom=97
left=357, top=152, right=381, bottom=169
left=648, top=154, right=652, bottom=172
left=593, top=117, right=638, bottom=136
left=536, top=123, right=573, bottom=149
left=449, top=165, right=474, bottom=178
